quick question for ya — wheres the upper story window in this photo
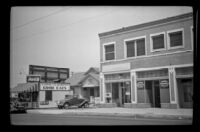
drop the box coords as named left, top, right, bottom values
left=167, top=28, right=184, bottom=49
left=104, top=43, right=115, bottom=61
left=150, top=32, right=166, bottom=52
left=125, top=37, right=146, bottom=58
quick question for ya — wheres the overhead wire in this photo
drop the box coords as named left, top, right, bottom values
left=13, top=8, right=118, bottom=41
left=11, top=7, right=70, bottom=30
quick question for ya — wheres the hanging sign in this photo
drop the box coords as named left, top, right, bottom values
left=40, top=83, right=70, bottom=91
left=160, top=80, right=169, bottom=88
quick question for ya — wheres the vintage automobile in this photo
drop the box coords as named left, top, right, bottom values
left=10, top=98, right=27, bottom=113
left=57, top=95, right=89, bottom=109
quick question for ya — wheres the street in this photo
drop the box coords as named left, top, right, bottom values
left=10, top=113, right=192, bottom=125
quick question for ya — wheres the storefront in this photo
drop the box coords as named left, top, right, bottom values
left=135, top=68, right=170, bottom=108
left=104, top=72, right=131, bottom=107
left=39, top=83, right=73, bottom=108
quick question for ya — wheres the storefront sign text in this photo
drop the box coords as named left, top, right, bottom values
left=27, top=75, right=40, bottom=82
left=137, top=81, right=144, bottom=88
left=40, top=83, right=70, bottom=91
left=160, top=80, right=169, bottom=88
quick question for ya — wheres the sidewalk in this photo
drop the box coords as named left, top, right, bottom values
left=27, top=107, right=193, bottom=120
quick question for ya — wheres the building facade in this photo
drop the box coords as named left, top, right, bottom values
left=65, top=67, right=100, bottom=103
left=11, top=65, right=72, bottom=108
left=99, top=13, right=193, bottom=109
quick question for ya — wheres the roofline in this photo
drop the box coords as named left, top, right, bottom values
left=98, top=12, right=193, bottom=38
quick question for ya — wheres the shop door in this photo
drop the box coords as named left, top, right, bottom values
left=146, top=80, right=161, bottom=108
left=153, top=80, right=161, bottom=108
left=120, top=82, right=125, bottom=107
left=112, top=83, right=120, bottom=107
left=177, top=78, right=193, bottom=108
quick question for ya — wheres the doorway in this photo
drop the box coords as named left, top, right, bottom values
left=177, top=78, right=193, bottom=108
left=145, top=80, right=161, bottom=108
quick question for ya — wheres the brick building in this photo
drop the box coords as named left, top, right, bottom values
left=98, top=13, right=193, bottom=108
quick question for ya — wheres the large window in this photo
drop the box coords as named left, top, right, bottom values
left=167, top=29, right=184, bottom=49
left=125, top=37, right=145, bottom=58
left=104, top=43, right=115, bottom=61
left=45, top=91, right=52, bottom=101
left=150, top=32, right=165, bottom=52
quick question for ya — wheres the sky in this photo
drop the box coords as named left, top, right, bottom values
left=10, top=6, right=192, bottom=88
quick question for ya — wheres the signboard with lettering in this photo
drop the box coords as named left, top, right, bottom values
left=160, top=80, right=169, bottom=88
left=40, top=83, right=70, bottom=91
left=137, top=81, right=144, bottom=89
left=27, top=75, right=40, bottom=82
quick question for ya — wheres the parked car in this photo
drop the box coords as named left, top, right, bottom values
left=57, top=95, right=89, bottom=109
left=10, top=98, right=27, bottom=113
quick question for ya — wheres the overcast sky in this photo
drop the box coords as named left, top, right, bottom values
left=10, top=6, right=192, bottom=88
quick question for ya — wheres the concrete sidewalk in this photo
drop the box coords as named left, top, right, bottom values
left=27, top=107, right=193, bottom=120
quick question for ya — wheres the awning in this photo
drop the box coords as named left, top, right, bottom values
left=11, top=83, right=39, bottom=93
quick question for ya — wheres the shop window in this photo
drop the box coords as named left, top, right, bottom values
left=104, top=44, right=115, bottom=61
left=125, top=37, right=146, bottom=58
left=167, top=29, right=184, bottom=49
left=176, top=67, right=193, bottom=76
left=45, top=91, right=52, bottom=101
left=150, top=32, right=165, bottom=52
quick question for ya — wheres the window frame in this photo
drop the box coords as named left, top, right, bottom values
left=167, top=28, right=185, bottom=50
left=190, top=26, right=193, bottom=50
left=150, top=32, right=166, bottom=52
left=124, top=36, right=146, bottom=59
left=103, top=42, right=116, bottom=62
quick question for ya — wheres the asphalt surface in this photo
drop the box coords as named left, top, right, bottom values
left=10, top=113, right=192, bottom=125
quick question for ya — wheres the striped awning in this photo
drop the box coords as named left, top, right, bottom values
left=11, top=83, right=39, bottom=93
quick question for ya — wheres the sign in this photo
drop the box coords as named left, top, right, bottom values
left=160, top=80, right=169, bottom=88
left=40, top=101, right=49, bottom=105
left=125, top=92, right=130, bottom=95
left=105, top=93, right=112, bottom=97
left=137, top=81, right=144, bottom=88
left=40, top=83, right=70, bottom=91
left=94, top=97, right=101, bottom=104
left=27, top=75, right=40, bottom=82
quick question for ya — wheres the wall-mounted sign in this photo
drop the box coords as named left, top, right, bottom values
left=160, top=80, right=169, bottom=88
left=40, top=101, right=49, bottom=105
left=27, top=75, right=40, bottom=82
left=105, top=93, right=112, bottom=97
left=137, top=81, right=144, bottom=88
left=125, top=92, right=130, bottom=95
left=40, top=83, right=70, bottom=91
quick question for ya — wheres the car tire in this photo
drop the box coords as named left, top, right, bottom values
left=84, top=103, right=89, bottom=108
left=64, top=103, right=69, bottom=109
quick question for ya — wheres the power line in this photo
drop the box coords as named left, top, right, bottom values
left=13, top=9, right=118, bottom=41
left=11, top=7, right=70, bottom=30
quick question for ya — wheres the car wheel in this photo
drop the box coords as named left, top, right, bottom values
left=84, top=103, right=89, bottom=108
left=64, top=103, right=69, bottom=109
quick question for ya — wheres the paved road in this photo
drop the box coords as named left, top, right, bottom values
left=10, top=113, right=192, bottom=125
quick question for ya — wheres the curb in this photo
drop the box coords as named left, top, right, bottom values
left=27, top=110, right=192, bottom=120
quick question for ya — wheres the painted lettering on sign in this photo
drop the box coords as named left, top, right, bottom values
left=160, top=80, right=169, bottom=88
left=40, top=83, right=70, bottom=91
left=137, top=81, right=144, bottom=88
left=27, top=75, right=40, bottom=82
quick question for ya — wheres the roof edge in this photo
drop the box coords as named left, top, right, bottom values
left=98, top=12, right=193, bottom=38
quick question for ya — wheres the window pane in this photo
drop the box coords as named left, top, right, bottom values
left=45, top=91, right=52, bottom=101
left=105, top=44, right=114, bottom=53
left=125, top=81, right=131, bottom=103
left=136, top=38, right=145, bottom=56
left=126, top=41, right=135, bottom=57
left=169, top=31, right=183, bottom=47
left=152, top=34, right=164, bottom=50
left=105, top=52, right=114, bottom=60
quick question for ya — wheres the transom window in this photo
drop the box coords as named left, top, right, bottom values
left=150, top=32, right=165, bottom=52
left=125, top=37, right=145, bottom=58
left=167, top=29, right=184, bottom=49
left=104, top=43, right=115, bottom=61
